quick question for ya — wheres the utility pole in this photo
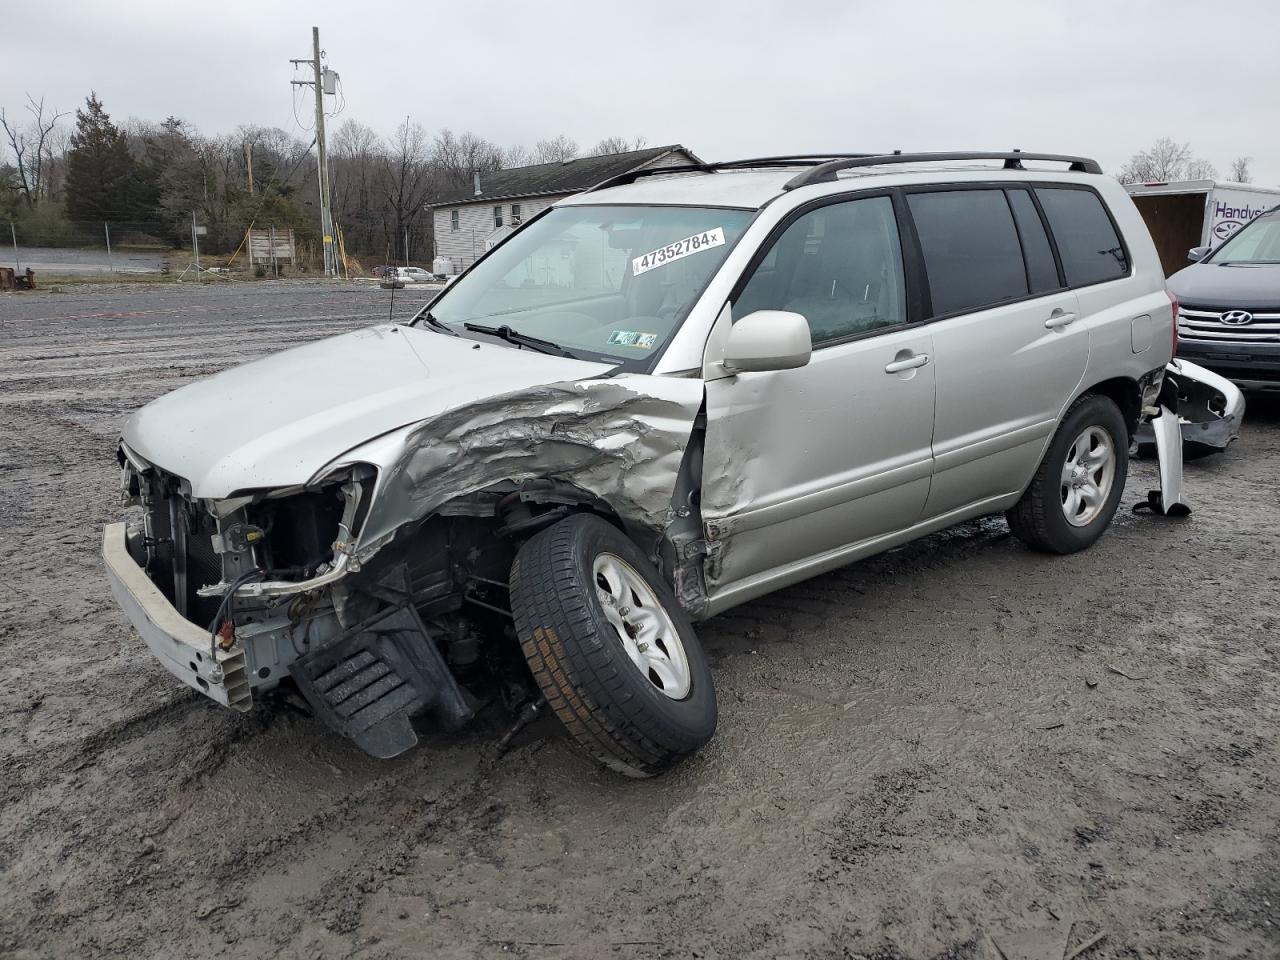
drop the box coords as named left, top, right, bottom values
left=244, top=141, right=254, bottom=195
left=291, top=27, right=338, bottom=278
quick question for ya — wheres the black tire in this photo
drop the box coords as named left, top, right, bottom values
left=508, top=513, right=717, bottom=777
left=1006, top=393, right=1129, bottom=554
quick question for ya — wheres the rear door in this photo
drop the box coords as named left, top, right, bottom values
left=904, top=185, right=1089, bottom=518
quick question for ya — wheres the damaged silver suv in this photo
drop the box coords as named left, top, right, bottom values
left=104, top=152, right=1175, bottom=775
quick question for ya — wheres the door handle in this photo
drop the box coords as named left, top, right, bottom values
left=1044, top=310, right=1078, bottom=330
left=884, top=353, right=930, bottom=374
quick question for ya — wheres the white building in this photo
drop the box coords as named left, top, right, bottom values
left=428, top=144, right=700, bottom=273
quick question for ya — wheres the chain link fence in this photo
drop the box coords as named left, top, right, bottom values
left=5, top=219, right=183, bottom=279
left=4, top=214, right=451, bottom=281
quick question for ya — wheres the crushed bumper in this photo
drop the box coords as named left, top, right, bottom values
left=102, top=522, right=252, bottom=712
left=1134, top=358, right=1245, bottom=455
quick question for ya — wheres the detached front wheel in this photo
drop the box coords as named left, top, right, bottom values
left=509, top=514, right=717, bottom=777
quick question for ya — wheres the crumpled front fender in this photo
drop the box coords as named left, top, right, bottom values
left=334, top=374, right=705, bottom=563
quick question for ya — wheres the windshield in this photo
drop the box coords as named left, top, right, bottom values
left=422, top=204, right=753, bottom=367
left=1209, top=210, right=1280, bottom=264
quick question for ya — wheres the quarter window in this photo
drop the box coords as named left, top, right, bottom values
left=734, top=196, right=906, bottom=344
left=907, top=189, right=1027, bottom=315
left=1035, top=188, right=1129, bottom=286
left=450, top=210, right=459, bottom=231
left=1007, top=189, right=1062, bottom=293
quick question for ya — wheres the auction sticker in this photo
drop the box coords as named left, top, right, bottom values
left=607, top=330, right=659, bottom=349
left=632, top=227, right=726, bottom=276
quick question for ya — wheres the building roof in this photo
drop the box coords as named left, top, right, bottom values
left=429, top=145, right=698, bottom=207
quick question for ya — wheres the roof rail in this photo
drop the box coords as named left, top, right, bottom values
left=783, top=151, right=1103, bottom=190
left=585, top=154, right=883, bottom=193
left=585, top=163, right=716, bottom=193
left=715, top=153, right=880, bottom=169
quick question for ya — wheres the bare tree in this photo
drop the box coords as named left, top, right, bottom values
left=1117, top=138, right=1190, bottom=183
left=1118, top=137, right=1219, bottom=184
left=0, top=94, right=69, bottom=205
left=532, top=134, right=578, bottom=164
left=1230, top=156, right=1253, bottom=183
left=503, top=143, right=531, bottom=167
left=1184, top=157, right=1218, bottom=180
left=330, top=119, right=386, bottom=253
left=590, top=135, right=648, bottom=155
left=431, top=128, right=503, bottom=189
left=385, top=118, right=435, bottom=260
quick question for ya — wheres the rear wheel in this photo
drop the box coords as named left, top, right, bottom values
left=1006, top=394, right=1128, bottom=554
left=508, top=514, right=717, bottom=777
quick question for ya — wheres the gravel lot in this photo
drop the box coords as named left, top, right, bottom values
left=1, top=280, right=1277, bottom=960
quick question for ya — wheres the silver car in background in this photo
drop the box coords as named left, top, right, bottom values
left=104, top=152, right=1175, bottom=775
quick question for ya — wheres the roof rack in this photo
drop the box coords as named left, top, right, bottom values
left=584, top=150, right=1103, bottom=195
left=782, top=151, right=1103, bottom=190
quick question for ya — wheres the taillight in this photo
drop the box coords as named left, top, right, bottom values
left=1166, top=288, right=1179, bottom=357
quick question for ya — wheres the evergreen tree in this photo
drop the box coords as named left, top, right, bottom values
left=64, top=92, right=142, bottom=223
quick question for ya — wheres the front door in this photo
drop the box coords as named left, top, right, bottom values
left=700, top=194, right=936, bottom=593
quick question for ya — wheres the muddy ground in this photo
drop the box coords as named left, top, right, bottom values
left=1, top=281, right=1277, bottom=960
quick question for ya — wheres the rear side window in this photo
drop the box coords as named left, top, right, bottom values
left=1008, top=190, right=1061, bottom=293
left=1035, top=188, right=1129, bottom=285
left=907, top=190, right=1027, bottom=315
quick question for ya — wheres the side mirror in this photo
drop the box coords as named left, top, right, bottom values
left=1188, top=245, right=1211, bottom=263
left=723, top=310, right=812, bottom=373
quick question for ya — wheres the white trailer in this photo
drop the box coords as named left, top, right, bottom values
left=1124, top=180, right=1280, bottom=276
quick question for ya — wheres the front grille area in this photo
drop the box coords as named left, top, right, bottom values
left=142, top=475, right=223, bottom=626
left=1178, top=306, right=1280, bottom=344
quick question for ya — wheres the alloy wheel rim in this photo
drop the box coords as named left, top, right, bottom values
left=592, top=553, right=691, bottom=700
left=1061, top=425, right=1116, bottom=527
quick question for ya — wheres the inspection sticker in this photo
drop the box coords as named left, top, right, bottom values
left=632, top=227, right=726, bottom=277
left=607, top=330, right=659, bottom=349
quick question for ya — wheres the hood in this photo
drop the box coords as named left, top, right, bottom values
left=1168, top=261, right=1280, bottom=309
left=123, top=324, right=610, bottom=498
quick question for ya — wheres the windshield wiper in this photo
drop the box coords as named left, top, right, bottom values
left=463, top=322, right=569, bottom=357
left=417, top=310, right=460, bottom=336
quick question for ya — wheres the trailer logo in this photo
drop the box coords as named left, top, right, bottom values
left=1213, top=220, right=1242, bottom=242
left=1212, top=200, right=1271, bottom=243
left=1220, top=310, right=1254, bottom=325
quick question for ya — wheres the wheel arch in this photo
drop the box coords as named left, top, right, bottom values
left=1072, top=375, right=1142, bottom=441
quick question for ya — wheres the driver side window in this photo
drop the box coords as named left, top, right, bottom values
left=734, top=196, right=906, bottom=345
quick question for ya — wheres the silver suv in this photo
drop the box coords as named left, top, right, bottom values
left=104, top=151, right=1175, bottom=775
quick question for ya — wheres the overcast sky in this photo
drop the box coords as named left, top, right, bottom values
left=5, top=0, right=1278, bottom=183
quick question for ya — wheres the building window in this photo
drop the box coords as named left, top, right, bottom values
left=511, top=203, right=522, bottom=225
left=493, top=206, right=503, bottom=228
left=450, top=210, right=459, bottom=232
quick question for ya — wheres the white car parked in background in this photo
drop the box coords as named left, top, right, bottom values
left=396, top=266, right=435, bottom=283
